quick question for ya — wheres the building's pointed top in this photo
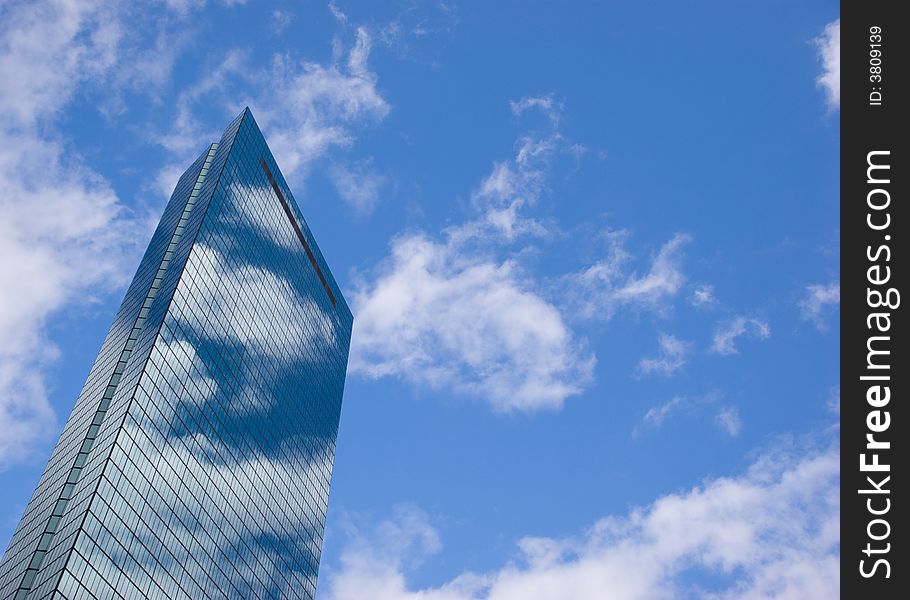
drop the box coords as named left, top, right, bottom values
left=237, top=106, right=260, bottom=131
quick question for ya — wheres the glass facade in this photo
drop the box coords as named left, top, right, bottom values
left=0, top=109, right=353, bottom=599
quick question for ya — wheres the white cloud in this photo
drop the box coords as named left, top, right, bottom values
left=350, top=98, right=595, bottom=412
left=152, top=25, right=389, bottom=194
left=691, top=284, right=716, bottom=308
left=636, top=392, right=736, bottom=437
left=814, top=19, right=840, bottom=111
left=0, top=0, right=146, bottom=468
left=256, top=26, right=390, bottom=177
left=336, top=504, right=442, bottom=580
left=642, top=397, right=684, bottom=428
left=473, top=137, right=557, bottom=211
left=444, top=198, right=550, bottom=248
left=570, top=233, right=691, bottom=320
left=329, top=161, right=386, bottom=215
left=715, top=406, right=743, bottom=437
left=323, top=439, right=840, bottom=599
left=510, top=96, right=554, bottom=116
left=637, top=334, right=691, bottom=377
left=149, top=48, right=251, bottom=200
left=350, top=98, right=692, bottom=411
left=350, top=232, right=594, bottom=413
left=154, top=48, right=249, bottom=157
left=328, top=1, right=349, bottom=25
left=459, top=128, right=563, bottom=245
left=0, top=1, right=120, bottom=130
left=612, top=234, right=690, bottom=303
left=799, top=282, right=839, bottom=331
left=509, top=95, right=560, bottom=126
left=711, top=317, right=770, bottom=355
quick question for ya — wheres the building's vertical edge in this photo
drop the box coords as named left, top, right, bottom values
left=41, top=112, right=246, bottom=599
left=240, top=111, right=354, bottom=598
left=0, top=148, right=212, bottom=599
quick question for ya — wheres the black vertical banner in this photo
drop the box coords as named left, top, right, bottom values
left=842, top=1, right=906, bottom=597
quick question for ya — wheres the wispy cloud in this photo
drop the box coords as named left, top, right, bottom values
left=711, top=316, right=770, bottom=355
left=375, top=1, right=460, bottom=63
left=814, top=18, right=840, bottom=111
left=458, top=125, right=563, bottom=244
left=800, top=282, right=839, bottom=331
left=328, top=1, right=349, bottom=25
left=271, top=9, right=294, bottom=34
left=690, top=284, right=716, bottom=308
left=510, top=95, right=561, bottom=126
left=323, top=438, right=839, bottom=599
left=329, top=160, right=387, bottom=216
left=255, top=26, right=390, bottom=177
left=153, top=23, right=389, bottom=190
left=153, top=48, right=249, bottom=158
left=637, top=334, right=691, bottom=377
left=635, top=392, right=738, bottom=437
left=473, top=135, right=559, bottom=210
left=570, top=232, right=692, bottom=321
left=715, top=405, right=743, bottom=437
left=641, top=397, right=684, bottom=428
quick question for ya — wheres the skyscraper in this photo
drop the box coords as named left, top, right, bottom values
left=0, top=109, right=353, bottom=599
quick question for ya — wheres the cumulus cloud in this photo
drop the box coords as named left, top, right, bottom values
left=350, top=98, right=594, bottom=413
left=323, top=439, right=839, bottom=600
left=814, top=19, right=840, bottom=111
left=351, top=96, right=699, bottom=411
left=637, top=334, right=691, bottom=377
left=799, top=282, right=839, bottom=331
left=570, top=232, right=692, bottom=321
left=0, top=0, right=146, bottom=468
left=711, top=317, right=770, bottom=355
left=349, top=232, right=594, bottom=413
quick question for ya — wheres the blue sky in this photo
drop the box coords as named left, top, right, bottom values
left=0, top=1, right=840, bottom=598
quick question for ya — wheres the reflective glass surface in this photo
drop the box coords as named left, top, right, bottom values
left=0, top=109, right=352, bottom=599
